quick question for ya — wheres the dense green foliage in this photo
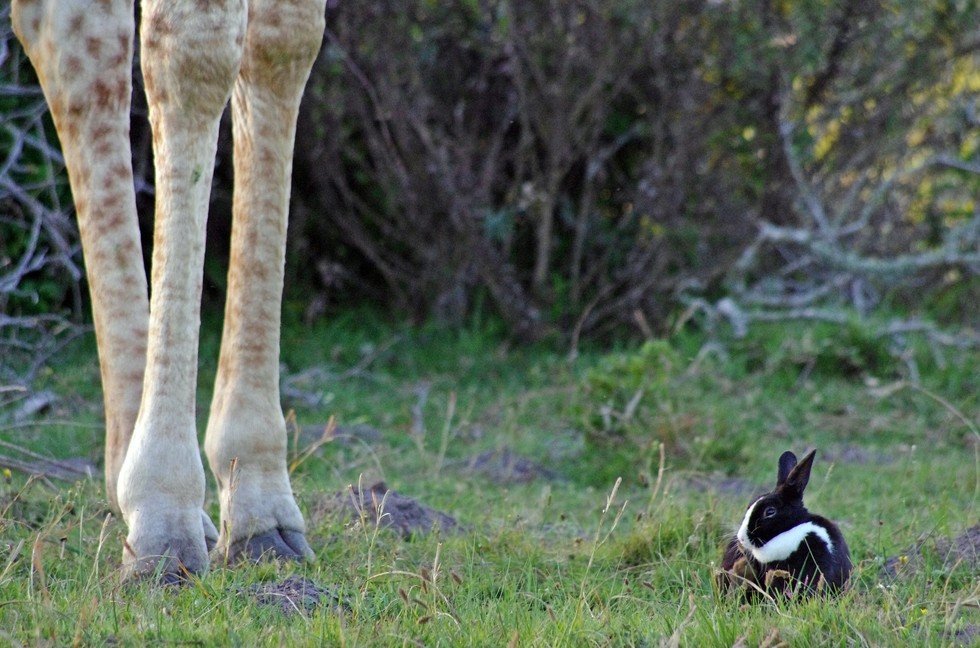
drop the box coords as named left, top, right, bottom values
left=1, top=316, right=977, bottom=645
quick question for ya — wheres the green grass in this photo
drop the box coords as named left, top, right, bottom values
left=1, top=311, right=978, bottom=646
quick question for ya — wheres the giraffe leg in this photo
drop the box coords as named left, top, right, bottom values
left=204, top=0, right=325, bottom=563
left=11, top=0, right=147, bottom=514
left=115, top=0, right=246, bottom=581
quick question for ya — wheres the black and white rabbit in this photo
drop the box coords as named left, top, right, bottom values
left=719, top=449, right=851, bottom=599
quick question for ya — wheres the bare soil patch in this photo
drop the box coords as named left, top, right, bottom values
left=314, top=481, right=458, bottom=539
left=451, top=446, right=561, bottom=484
left=884, top=523, right=980, bottom=577
left=246, top=575, right=345, bottom=616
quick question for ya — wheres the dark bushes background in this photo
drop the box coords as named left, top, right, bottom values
left=291, top=0, right=761, bottom=339
left=3, top=0, right=979, bottom=356
left=284, top=0, right=979, bottom=340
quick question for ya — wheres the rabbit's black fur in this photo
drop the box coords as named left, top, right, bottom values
left=719, top=449, right=851, bottom=599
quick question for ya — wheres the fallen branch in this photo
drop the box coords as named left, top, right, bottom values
left=0, top=440, right=99, bottom=484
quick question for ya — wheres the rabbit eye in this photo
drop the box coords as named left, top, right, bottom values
left=763, top=506, right=777, bottom=519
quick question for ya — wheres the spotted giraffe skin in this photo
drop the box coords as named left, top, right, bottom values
left=11, top=0, right=326, bottom=581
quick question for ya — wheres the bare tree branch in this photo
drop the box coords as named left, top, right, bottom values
left=1, top=21, right=88, bottom=389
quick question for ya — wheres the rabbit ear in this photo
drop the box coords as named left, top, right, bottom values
left=776, top=451, right=798, bottom=487
left=781, top=449, right=816, bottom=498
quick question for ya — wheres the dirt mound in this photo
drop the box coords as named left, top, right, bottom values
left=317, top=481, right=458, bottom=539
left=884, top=523, right=980, bottom=577
left=943, top=524, right=980, bottom=565
left=453, top=447, right=561, bottom=484
left=821, top=445, right=895, bottom=466
left=950, top=624, right=980, bottom=647
left=247, top=576, right=345, bottom=616
left=298, top=423, right=383, bottom=447
left=682, top=475, right=760, bottom=497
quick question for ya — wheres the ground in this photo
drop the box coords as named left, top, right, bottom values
left=0, top=313, right=978, bottom=646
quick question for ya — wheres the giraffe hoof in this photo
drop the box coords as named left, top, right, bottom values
left=120, top=510, right=218, bottom=584
left=225, top=528, right=314, bottom=564
left=121, top=539, right=211, bottom=584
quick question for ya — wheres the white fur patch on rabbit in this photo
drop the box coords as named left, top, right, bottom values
left=737, top=498, right=835, bottom=563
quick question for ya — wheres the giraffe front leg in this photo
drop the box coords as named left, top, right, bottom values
left=205, top=0, right=325, bottom=564
left=11, top=0, right=148, bottom=515
left=116, top=0, right=246, bottom=581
